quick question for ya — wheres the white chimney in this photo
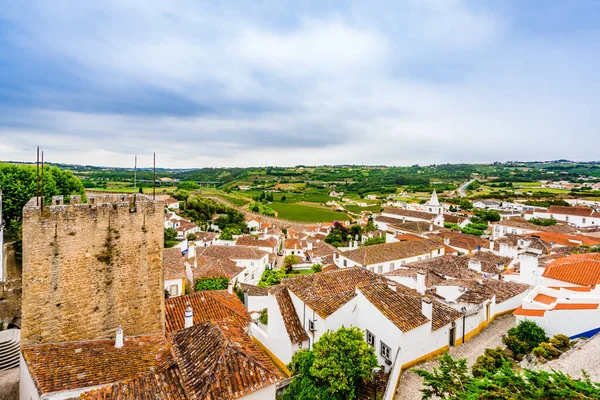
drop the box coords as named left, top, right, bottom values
left=416, top=270, right=426, bottom=295
left=468, top=259, right=482, bottom=273
left=421, top=297, right=433, bottom=320
left=307, top=241, right=313, bottom=251
left=184, top=302, right=194, bottom=329
left=115, top=326, right=124, bottom=348
left=519, top=253, right=540, bottom=286
left=489, top=240, right=494, bottom=251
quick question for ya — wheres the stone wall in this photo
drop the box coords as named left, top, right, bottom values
left=21, top=194, right=165, bottom=345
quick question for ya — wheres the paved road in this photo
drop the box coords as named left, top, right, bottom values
left=457, top=179, right=475, bottom=198
left=395, top=314, right=515, bottom=400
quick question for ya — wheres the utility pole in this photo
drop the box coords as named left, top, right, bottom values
left=36, top=146, right=39, bottom=206
left=153, top=152, right=156, bottom=200
left=134, top=156, right=137, bottom=192
left=41, top=151, right=44, bottom=211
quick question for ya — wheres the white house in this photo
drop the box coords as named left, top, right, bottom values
left=249, top=268, right=462, bottom=372
left=380, top=208, right=445, bottom=227
left=489, top=217, right=575, bottom=240
left=247, top=219, right=262, bottom=231
left=195, top=245, right=270, bottom=284
left=164, top=248, right=187, bottom=297
left=530, top=205, right=600, bottom=228
left=335, top=239, right=445, bottom=274
left=473, top=200, right=501, bottom=210
left=164, top=197, right=180, bottom=210
left=513, top=252, right=600, bottom=339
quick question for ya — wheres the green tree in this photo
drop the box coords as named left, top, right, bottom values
left=283, top=326, right=378, bottom=400
left=257, top=268, right=288, bottom=287
left=471, top=347, right=512, bottom=378
left=164, top=227, right=178, bottom=246
left=311, top=264, right=323, bottom=273
left=361, top=236, right=385, bottom=246
left=365, top=217, right=377, bottom=232
left=283, top=254, right=299, bottom=273
left=194, top=276, right=229, bottom=291
left=186, top=232, right=197, bottom=241
left=502, top=320, right=548, bottom=360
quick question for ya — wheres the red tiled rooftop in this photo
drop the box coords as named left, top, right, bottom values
left=513, top=306, right=546, bottom=317
left=552, top=303, right=599, bottom=310
left=533, top=293, right=557, bottom=305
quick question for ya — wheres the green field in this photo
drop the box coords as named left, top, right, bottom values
left=344, top=204, right=383, bottom=213
left=268, top=202, right=351, bottom=222
left=218, top=193, right=250, bottom=206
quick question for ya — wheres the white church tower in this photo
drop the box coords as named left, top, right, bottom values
left=426, top=189, right=443, bottom=214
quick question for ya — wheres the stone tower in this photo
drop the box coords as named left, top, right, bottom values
left=21, top=193, right=165, bottom=345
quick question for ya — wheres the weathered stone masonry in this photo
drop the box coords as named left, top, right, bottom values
left=21, top=194, right=165, bottom=345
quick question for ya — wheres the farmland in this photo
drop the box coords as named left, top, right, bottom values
left=268, top=202, right=351, bottom=222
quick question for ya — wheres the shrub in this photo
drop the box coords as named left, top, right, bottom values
left=532, top=345, right=548, bottom=359
left=502, top=321, right=548, bottom=360
left=361, top=236, right=385, bottom=246
left=186, top=232, right=197, bottom=241
left=549, top=334, right=571, bottom=352
left=540, top=342, right=561, bottom=360
left=258, top=308, right=268, bottom=325
left=194, top=276, right=229, bottom=291
left=472, top=347, right=511, bottom=377
left=530, top=217, right=557, bottom=226
left=311, top=264, right=323, bottom=273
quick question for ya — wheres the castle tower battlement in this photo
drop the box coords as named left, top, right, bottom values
left=21, top=193, right=165, bottom=345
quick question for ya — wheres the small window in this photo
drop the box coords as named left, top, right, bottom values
left=309, top=320, right=315, bottom=331
left=169, top=285, right=178, bottom=295
left=378, top=265, right=383, bottom=273
left=251, top=262, right=254, bottom=266
left=401, top=260, right=406, bottom=266
left=343, top=259, right=347, bottom=267
left=566, top=216, right=569, bottom=222
left=583, top=218, right=587, bottom=224
left=369, top=267, right=374, bottom=272
left=389, top=262, right=395, bottom=271
left=380, top=341, right=391, bottom=360
left=366, top=330, right=375, bottom=347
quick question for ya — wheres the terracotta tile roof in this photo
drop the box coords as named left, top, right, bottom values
left=80, top=368, right=186, bottom=400
left=437, top=279, right=530, bottom=304
left=547, top=286, right=592, bottom=292
left=165, top=197, right=179, bottom=205
left=164, top=248, right=186, bottom=281
left=547, top=205, right=599, bottom=217
left=513, top=306, right=546, bottom=317
left=239, top=283, right=268, bottom=296
left=22, top=334, right=168, bottom=395
left=235, top=235, right=278, bottom=248
left=195, top=245, right=268, bottom=261
left=394, top=233, right=425, bottom=242
left=195, top=231, right=217, bottom=242
left=404, top=255, right=480, bottom=280
left=175, top=221, right=198, bottom=233
left=524, top=232, right=600, bottom=247
left=376, top=217, right=439, bottom=234
left=282, top=267, right=386, bottom=318
left=533, top=293, right=557, bottom=305
left=305, top=240, right=338, bottom=264
left=467, top=252, right=512, bottom=274
left=322, top=264, right=339, bottom=272
left=552, top=303, right=600, bottom=310
left=382, top=208, right=438, bottom=221
left=192, top=255, right=245, bottom=280
left=493, top=218, right=576, bottom=234
left=342, top=239, right=444, bottom=266
left=542, top=253, right=600, bottom=286
left=431, top=301, right=463, bottom=331
left=285, top=238, right=304, bottom=250
left=443, top=214, right=469, bottom=225
left=165, top=291, right=250, bottom=335
left=432, top=232, right=489, bottom=251
left=170, top=320, right=284, bottom=399
left=358, top=282, right=429, bottom=332
left=269, top=285, right=309, bottom=344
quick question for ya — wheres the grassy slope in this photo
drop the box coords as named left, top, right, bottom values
left=269, top=202, right=351, bottom=222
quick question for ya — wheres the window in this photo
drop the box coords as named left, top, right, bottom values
left=309, top=320, right=315, bottom=332
left=366, top=330, right=375, bottom=347
left=369, top=267, right=374, bottom=272
left=401, top=260, right=406, bottom=266
left=378, top=265, right=383, bottom=273
left=380, top=341, right=391, bottom=360
left=250, top=262, right=254, bottom=266
left=169, top=285, right=178, bottom=296
left=583, top=218, right=587, bottom=224
left=566, top=216, right=569, bottom=222
left=389, top=262, right=395, bottom=271
left=343, top=259, right=347, bottom=267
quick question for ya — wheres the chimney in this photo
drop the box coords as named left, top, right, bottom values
left=184, top=302, right=194, bottom=329
left=416, top=270, right=426, bottom=295
left=115, top=326, right=124, bottom=348
left=468, top=259, right=482, bottom=273
left=421, top=297, right=433, bottom=320
left=307, top=241, right=313, bottom=251
left=489, top=240, right=494, bottom=251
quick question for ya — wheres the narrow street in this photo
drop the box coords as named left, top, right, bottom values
left=395, top=314, right=515, bottom=400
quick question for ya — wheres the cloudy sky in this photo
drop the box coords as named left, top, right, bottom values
left=0, top=1, right=598, bottom=168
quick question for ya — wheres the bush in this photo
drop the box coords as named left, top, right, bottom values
left=502, top=321, right=548, bottom=360
left=186, top=232, right=197, bottom=241
left=258, top=269, right=289, bottom=287
left=361, top=236, right=385, bottom=246
left=311, top=264, right=323, bottom=273
left=194, top=276, right=229, bottom=291
left=540, top=342, right=561, bottom=360
left=472, top=347, right=512, bottom=377
left=532, top=345, right=548, bottom=359
left=530, top=218, right=557, bottom=226
left=549, top=334, right=571, bottom=352
left=258, top=308, right=268, bottom=325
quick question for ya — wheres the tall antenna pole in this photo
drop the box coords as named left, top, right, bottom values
left=41, top=151, right=44, bottom=211
left=134, top=156, right=137, bottom=192
left=0, top=190, right=4, bottom=282
left=36, top=146, right=40, bottom=206
left=153, top=152, right=156, bottom=200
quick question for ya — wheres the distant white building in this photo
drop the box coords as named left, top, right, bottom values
left=530, top=206, right=600, bottom=228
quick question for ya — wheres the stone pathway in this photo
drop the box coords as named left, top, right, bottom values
left=395, top=314, right=516, bottom=400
